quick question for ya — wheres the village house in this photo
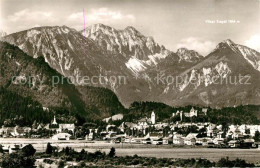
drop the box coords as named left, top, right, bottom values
left=103, top=114, right=124, bottom=123
left=202, top=108, right=208, bottom=115
left=213, top=138, right=225, bottom=145
left=245, top=125, right=260, bottom=137
left=86, top=132, right=94, bottom=140
left=142, top=138, right=152, bottom=144
left=172, top=133, right=184, bottom=146
left=240, top=139, right=255, bottom=148
left=0, top=126, right=31, bottom=137
left=184, top=133, right=198, bottom=145
left=184, top=107, right=198, bottom=117
left=228, top=140, right=240, bottom=148
left=163, top=135, right=173, bottom=145
left=196, top=138, right=210, bottom=146
left=145, top=132, right=163, bottom=145
left=58, top=124, right=75, bottom=133
left=52, top=132, right=71, bottom=140
left=206, top=124, right=216, bottom=137
left=2, top=144, right=23, bottom=154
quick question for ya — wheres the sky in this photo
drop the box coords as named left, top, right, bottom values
left=0, top=0, right=260, bottom=55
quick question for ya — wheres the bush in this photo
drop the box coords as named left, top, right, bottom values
left=1, top=153, right=35, bottom=168
left=43, top=158, right=54, bottom=164
left=58, top=160, right=65, bottom=168
left=46, top=142, right=53, bottom=154
left=22, top=144, right=36, bottom=157
left=108, top=147, right=116, bottom=158
left=78, top=161, right=86, bottom=167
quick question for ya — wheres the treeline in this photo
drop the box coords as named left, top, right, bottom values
left=0, top=87, right=52, bottom=126
left=77, top=86, right=127, bottom=118
left=20, top=144, right=257, bottom=167
left=0, top=85, right=123, bottom=127
left=0, top=143, right=255, bottom=168
left=124, top=101, right=260, bottom=125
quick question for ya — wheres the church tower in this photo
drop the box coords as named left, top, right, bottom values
left=151, top=111, right=155, bottom=124
left=52, top=115, right=57, bottom=125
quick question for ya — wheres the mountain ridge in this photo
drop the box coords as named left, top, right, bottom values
left=2, top=24, right=260, bottom=108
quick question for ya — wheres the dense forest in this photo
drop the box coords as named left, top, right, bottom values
left=0, top=87, right=259, bottom=127
left=0, top=87, right=52, bottom=126
left=123, top=101, right=260, bottom=125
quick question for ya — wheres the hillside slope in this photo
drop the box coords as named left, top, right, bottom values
left=0, top=41, right=126, bottom=120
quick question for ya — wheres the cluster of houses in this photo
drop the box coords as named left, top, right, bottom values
left=98, top=109, right=260, bottom=148
left=0, top=116, right=75, bottom=140
left=0, top=144, right=23, bottom=154
left=1, top=108, right=260, bottom=149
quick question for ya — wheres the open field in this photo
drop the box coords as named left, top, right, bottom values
left=1, top=138, right=260, bottom=163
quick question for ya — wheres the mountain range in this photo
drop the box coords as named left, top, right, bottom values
left=1, top=24, right=260, bottom=109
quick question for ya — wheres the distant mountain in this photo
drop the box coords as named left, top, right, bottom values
left=81, top=23, right=164, bottom=60
left=2, top=25, right=260, bottom=108
left=0, top=30, right=7, bottom=39
left=161, top=39, right=260, bottom=107
left=176, top=48, right=203, bottom=62
left=0, top=41, right=126, bottom=121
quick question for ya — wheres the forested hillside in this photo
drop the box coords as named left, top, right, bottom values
left=125, top=101, right=260, bottom=125
left=0, top=41, right=126, bottom=125
left=0, top=87, right=52, bottom=126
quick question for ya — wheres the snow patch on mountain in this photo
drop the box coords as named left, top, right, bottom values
left=178, top=61, right=231, bottom=90
left=215, top=61, right=231, bottom=78
left=26, top=29, right=41, bottom=38
left=179, top=69, right=198, bottom=91
left=145, top=53, right=168, bottom=66
left=202, top=67, right=212, bottom=86
left=125, top=57, right=147, bottom=75
left=237, top=45, right=260, bottom=71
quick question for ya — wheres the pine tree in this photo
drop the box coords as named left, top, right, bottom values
left=45, top=142, right=53, bottom=154
left=109, top=147, right=116, bottom=157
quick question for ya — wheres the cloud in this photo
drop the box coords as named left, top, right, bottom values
left=245, top=34, right=260, bottom=52
left=68, top=12, right=82, bottom=20
left=176, top=37, right=216, bottom=56
left=68, top=8, right=135, bottom=23
left=7, top=9, right=55, bottom=22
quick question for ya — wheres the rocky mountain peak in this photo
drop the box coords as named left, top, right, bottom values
left=87, top=23, right=114, bottom=32
left=214, top=39, right=237, bottom=52
left=223, top=39, right=235, bottom=46
left=3, top=25, right=260, bottom=108
left=212, top=39, right=260, bottom=72
left=176, top=47, right=203, bottom=62
left=123, top=26, right=141, bottom=35
left=82, top=24, right=162, bottom=60
left=0, top=30, right=7, bottom=39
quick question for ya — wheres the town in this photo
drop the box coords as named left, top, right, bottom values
left=1, top=107, right=260, bottom=153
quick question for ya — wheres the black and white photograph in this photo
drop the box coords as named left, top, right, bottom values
left=0, top=0, right=260, bottom=167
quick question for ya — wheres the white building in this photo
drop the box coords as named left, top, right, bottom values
left=202, top=108, right=208, bottom=115
left=172, top=133, right=184, bottom=145
left=151, top=111, right=156, bottom=125
left=58, top=124, right=75, bottom=133
left=52, top=133, right=71, bottom=140
left=184, top=133, right=198, bottom=145
left=52, top=116, right=58, bottom=125
left=184, top=107, right=198, bottom=117
left=86, top=132, right=94, bottom=140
